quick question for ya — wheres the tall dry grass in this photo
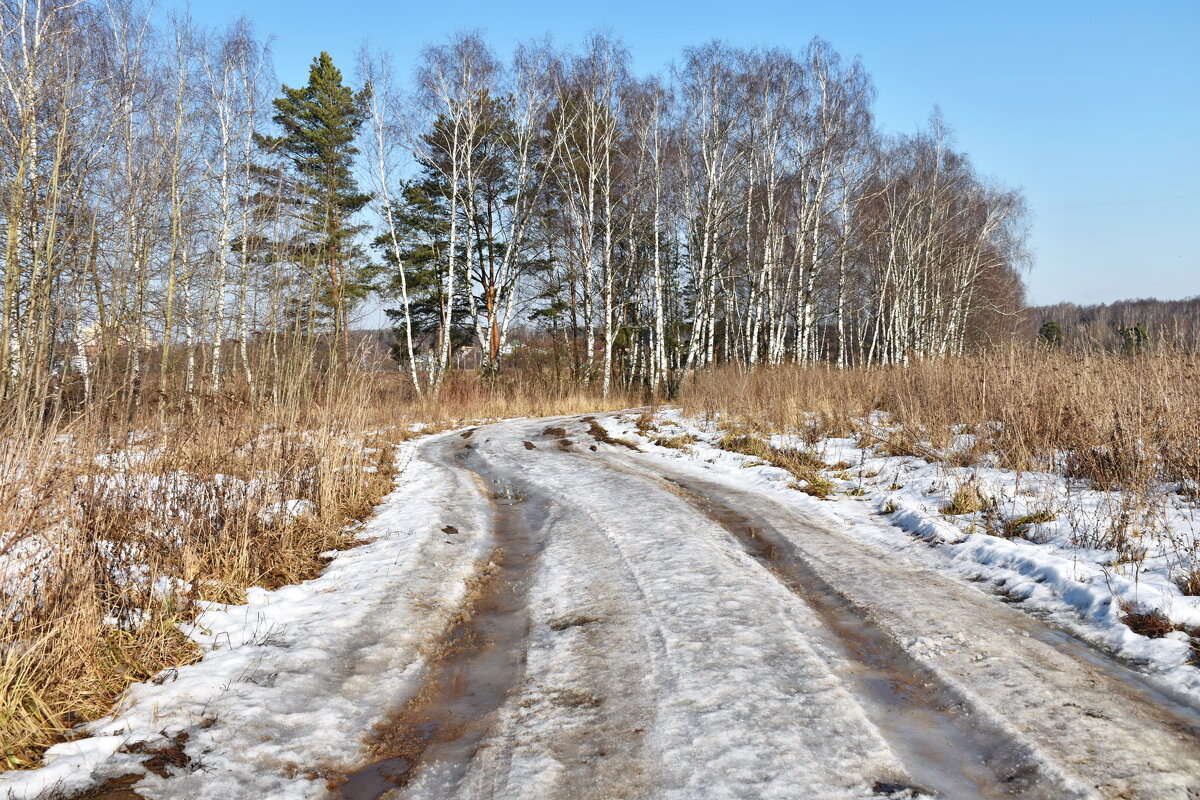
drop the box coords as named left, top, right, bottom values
left=678, top=348, right=1200, bottom=643
left=382, top=370, right=643, bottom=423
left=0, top=376, right=408, bottom=769
left=679, top=348, right=1200, bottom=494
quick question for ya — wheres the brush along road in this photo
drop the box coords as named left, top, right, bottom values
left=22, top=415, right=1200, bottom=800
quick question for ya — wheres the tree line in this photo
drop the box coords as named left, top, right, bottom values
left=1031, top=297, right=1200, bottom=354
left=368, top=33, right=1029, bottom=396
left=0, top=1, right=1030, bottom=418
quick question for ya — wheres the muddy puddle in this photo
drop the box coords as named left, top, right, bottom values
left=337, top=442, right=544, bottom=799
left=660, top=474, right=1068, bottom=800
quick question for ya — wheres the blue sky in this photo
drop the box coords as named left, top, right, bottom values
left=167, top=0, right=1198, bottom=307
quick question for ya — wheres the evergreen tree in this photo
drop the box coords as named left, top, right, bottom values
left=262, top=52, right=373, bottom=360
left=377, top=180, right=472, bottom=365
left=1038, top=320, right=1064, bottom=348
left=418, top=94, right=526, bottom=373
left=383, top=94, right=544, bottom=375
left=1118, top=322, right=1149, bottom=355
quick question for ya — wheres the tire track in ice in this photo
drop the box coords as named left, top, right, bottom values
left=442, top=421, right=670, bottom=800
left=463, top=418, right=918, bottom=800
left=335, top=432, right=544, bottom=800
left=616, top=443, right=1200, bottom=800
left=47, top=440, right=498, bottom=800
left=648, top=468, right=1076, bottom=799
left=373, top=421, right=681, bottom=800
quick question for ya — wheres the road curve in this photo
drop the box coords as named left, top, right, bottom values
left=342, top=415, right=1200, bottom=800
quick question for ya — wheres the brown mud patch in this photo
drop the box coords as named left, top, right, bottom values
left=333, top=446, right=543, bottom=799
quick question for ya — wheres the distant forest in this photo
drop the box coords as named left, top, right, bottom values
left=1025, top=297, right=1200, bottom=353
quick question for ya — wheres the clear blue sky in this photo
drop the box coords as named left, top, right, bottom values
left=166, top=0, right=1198, bottom=307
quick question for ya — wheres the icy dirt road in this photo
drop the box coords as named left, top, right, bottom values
left=16, top=415, right=1200, bottom=800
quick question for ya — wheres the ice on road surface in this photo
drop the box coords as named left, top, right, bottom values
left=6, top=415, right=1200, bottom=800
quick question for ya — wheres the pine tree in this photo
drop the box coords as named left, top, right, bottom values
left=1118, top=322, right=1149, bottom=355
left=263, top=52, right=372, bottom=361
left=376, top=179, right=472, bottom=364
left=1038, top=320, right=1064, bottom=348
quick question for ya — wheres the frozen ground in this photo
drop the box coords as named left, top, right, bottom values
left=4, top=413, right=1199, bottom=800
left=603, top=408, right=1200, bottom=698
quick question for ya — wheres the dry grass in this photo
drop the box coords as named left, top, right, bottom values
left=716, top=432, right=835, bottom=498
left=5, top=349, right=1200, bottom=770
left=1177, top=569, right=1200, bottom=598
left=1118, top=604, right=1176, bottom=639
left=387, top=370, right=641, bottom=425
left=651, top=433, right=697, bottom=450
left=680, top=350, right=1200, bottom=646
left=1002, top=509, right=1058, bottom=540
left=0, top=378, right=408, bottom=769
left=941, top=481, right=993, bottom=516
left=680, top=349, right=1200, bottom=494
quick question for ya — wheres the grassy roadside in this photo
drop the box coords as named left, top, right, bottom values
left=666, top=351, right=1200, bottom=650
left=679, top=349, right=1200, bottom=495
left=0, top=369, right=642, bottom=772
left=0, top=384, right=405, bottom=768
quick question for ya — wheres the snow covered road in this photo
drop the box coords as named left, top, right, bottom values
left=13, top=414, right=1200, bottom=799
